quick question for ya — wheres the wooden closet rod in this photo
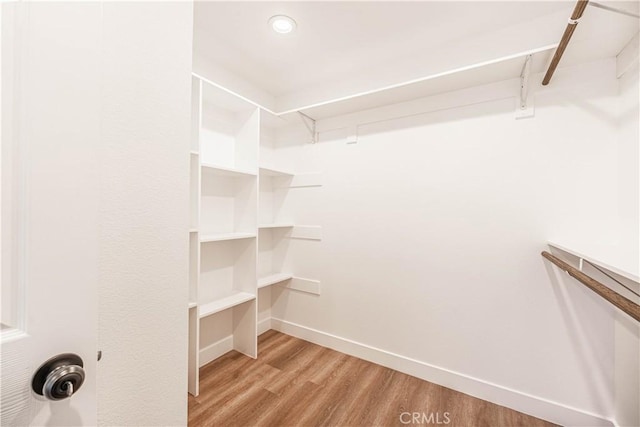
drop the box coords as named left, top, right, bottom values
left=542, top=251, right=640, bottom=322
left=542, top=0, right=589, bottom=85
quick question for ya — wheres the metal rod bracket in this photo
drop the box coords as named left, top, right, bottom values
left=516, top=55, right=534, bottom=119
left=297, top=112, right=317, bottom=144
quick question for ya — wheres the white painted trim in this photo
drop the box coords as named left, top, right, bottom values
left=269, top=318, right=614, bottom=427
left=199, top=335, right=233, bottom=367
left=257, top=318, right=272, bottom=336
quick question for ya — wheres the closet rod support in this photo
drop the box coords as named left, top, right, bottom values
left=588, top=2, right=640, bottom=19
left=542, top=0, right=589, bottom=86
left=298, top=112, right=317, bottom=144
left=520, top=55, right=532, bottom=110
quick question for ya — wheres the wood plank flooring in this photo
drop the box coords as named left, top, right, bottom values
left=188, top=330, right=556, bottom=427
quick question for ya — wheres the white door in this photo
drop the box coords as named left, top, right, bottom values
left=1, top=2, right=101, bottom=425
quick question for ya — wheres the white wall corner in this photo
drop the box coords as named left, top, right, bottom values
left=616, top=32, right=640, bottom=79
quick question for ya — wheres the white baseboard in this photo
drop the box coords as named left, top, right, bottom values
left=257, top=317, right=272, bottom=335
left=269, top=317, right=613, bottom=427
left=199, top=335, right=233, bottom=367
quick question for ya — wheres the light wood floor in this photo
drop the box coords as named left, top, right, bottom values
left=189, top=330, right=556, bottom=427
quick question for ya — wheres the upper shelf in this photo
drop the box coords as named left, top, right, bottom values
left=194, top=46, right=555, bottom=122
left=548, top=241, right=639, bottom=283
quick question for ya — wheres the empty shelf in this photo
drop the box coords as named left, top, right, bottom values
left=200, top=232, right=256, bottom=243
left=199, top=292, right=255, bottom=318
left=259, top=166, right=294, bottom=177
left=258, top=273, right=293, bottom=288
left=259, top=223, right=294, bottom=229
left=202, top=163, right=257, bottom=178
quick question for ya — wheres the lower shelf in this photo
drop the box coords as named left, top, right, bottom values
left=199, top=292, right=255, bottom=319
left=200, top=232, right=256, bottom=243
left=258, top=273, right=293, bottom=289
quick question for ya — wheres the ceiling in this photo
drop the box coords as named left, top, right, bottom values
left=193, top=1, right=639, bottom=116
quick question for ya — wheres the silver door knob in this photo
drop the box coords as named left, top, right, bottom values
left=32, top=353, right=85, bottom=401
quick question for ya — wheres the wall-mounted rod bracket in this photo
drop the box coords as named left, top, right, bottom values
left=297, top=112, right=317, bottom=144
left=515, top=54, right=534, bottom=119
left=520, top=54, right=532, bottom=110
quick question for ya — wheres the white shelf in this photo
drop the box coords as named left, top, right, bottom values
left=190, top=150, right=199, bottom=156
left=259, top=223, right=294, bottom=229
left=200, top=232, right=256, bottom=243
left=258, top=273, right=293, bottom=289
left=189, top=228, right=198, bottom=233
left=201, top=163, right=257, bottom=178
left=548, top=241, right=639, bottom=283
left=188, top=301, right=197, bottom=309
left=259, top=166, right=294, bottom=177
left=199, top=292, right=255, bottom=318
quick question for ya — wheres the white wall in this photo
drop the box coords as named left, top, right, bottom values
left=98, top=3, right=193, bottom=426
left=270, top=58, right=638, bottom=426
left=614, top=57, right=640, bottom=427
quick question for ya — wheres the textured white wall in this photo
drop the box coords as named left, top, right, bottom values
left=98, top=3, right=193, bottom=426
left=271, top=59, right=636, bottom=425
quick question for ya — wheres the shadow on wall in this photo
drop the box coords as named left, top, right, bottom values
left=542, top=254, right=615, bottom=416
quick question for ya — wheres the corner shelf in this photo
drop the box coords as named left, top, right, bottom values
left=259, top=223, right=294, bottom=229
left=202, top=163, right=257, bottom=178
left=259, top=166, right=294, bottom=177
left=200, top=232, right=256, bottom=243
left=258, top=273, right=293, bottom=289
left=199, top=292, right=256, bottom=318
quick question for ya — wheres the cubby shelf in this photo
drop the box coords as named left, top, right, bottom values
left=202, top=163, right=257, bottom=178
left=258, top=273, right=293, bottom=289
left=199, top=292, right=256, bottom=318
left=259, top=223, right=294, bottom=229
left=259, top=166, right=294, bottom=177
left=199, top=232, right=256, bottom=243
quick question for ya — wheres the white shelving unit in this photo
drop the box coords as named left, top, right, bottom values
left=258, top=273, right=293, bottom=289
left=188, top=74, right=322, bottom=397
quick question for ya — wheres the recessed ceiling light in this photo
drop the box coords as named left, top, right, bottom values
left=269, top=15, right=296, bottom=34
